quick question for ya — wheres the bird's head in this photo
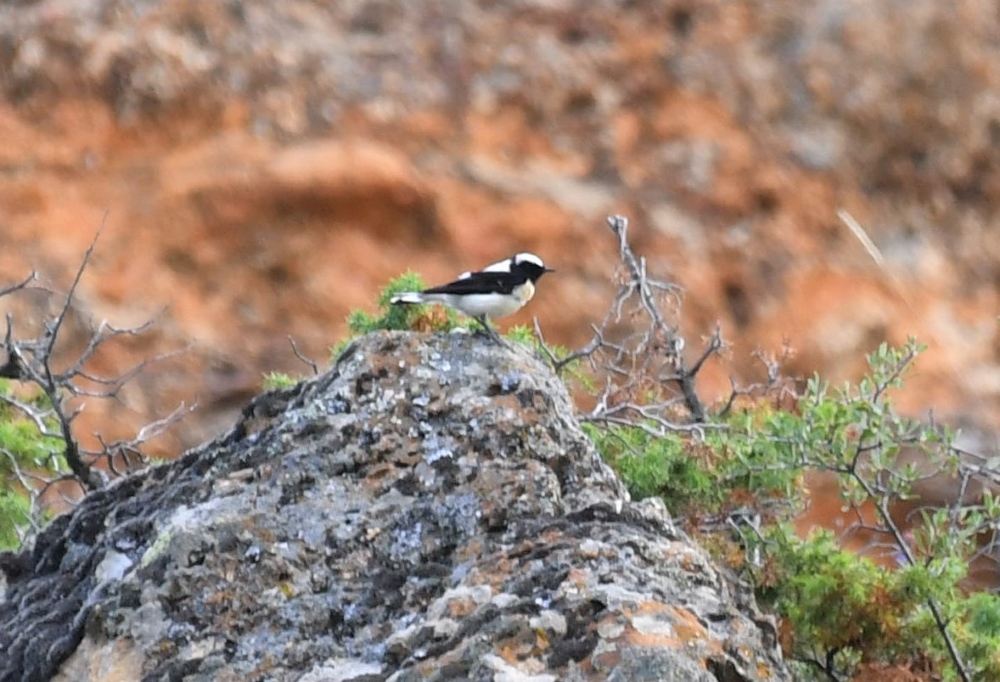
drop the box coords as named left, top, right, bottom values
left=509, top=252, right=555, bottom=282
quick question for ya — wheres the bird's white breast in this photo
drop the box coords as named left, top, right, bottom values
left=446, top=281, right=535, bottom=319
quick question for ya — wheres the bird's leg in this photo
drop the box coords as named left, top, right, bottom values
left=475, top=315, right=504, bottom=344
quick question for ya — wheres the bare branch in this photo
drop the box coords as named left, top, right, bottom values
left=603, top=215, right=709, bottom=422
left=0, top=271, right=37, bottom=299
left=0, top=314, right=26, bottom=380
left=531, top=317, right=608, bottom=375
left=0, top=217, right=190, bottom=538
left=54, top=317, right=159, bottom=384
left=288, top=335, right=319, bottom=376
left=0, top=394, right=57, bottom=437
left=43, top=217, right=107, bottom=363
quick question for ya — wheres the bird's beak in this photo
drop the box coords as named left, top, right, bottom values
left=545, top=267, right=556, bottom=273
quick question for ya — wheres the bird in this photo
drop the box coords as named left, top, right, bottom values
left=390, top=252, right=554, bottom=342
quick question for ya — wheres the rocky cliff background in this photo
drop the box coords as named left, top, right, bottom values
left=0, top=3, right=997, bottom=480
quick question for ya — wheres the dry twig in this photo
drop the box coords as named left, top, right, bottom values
left=288, top=335, right=319, bottom=376
left=0, top=224, right=189, bottom=536
left=543, top=214, right=728, bottom=433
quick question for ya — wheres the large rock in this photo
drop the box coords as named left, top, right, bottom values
left=0, top=331, right=788, bottom=681
left=1, top=0, right=998, bottom=454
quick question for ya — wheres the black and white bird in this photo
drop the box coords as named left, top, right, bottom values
left=390, top=252, right=554, bottom=341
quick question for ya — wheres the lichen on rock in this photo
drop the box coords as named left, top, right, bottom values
left=0, top=331, right=789, bottom=682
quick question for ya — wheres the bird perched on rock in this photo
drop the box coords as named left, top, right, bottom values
left=390, top=252, right=554, bottom=342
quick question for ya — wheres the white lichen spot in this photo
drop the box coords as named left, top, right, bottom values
left=491, top=593, right=519, bottom=609
left=432, top=618, right=459, bottom=639
left=596, top=620, right=626, bottom=639
left=95, top=550, right=134, bottom=585
left=423, top=434, right=455, bottom=463
left=529, top=610, right=568, bottom=637
left=631, top=611, right=677, bottom=637
left=482, top=654, right=556, bottom=682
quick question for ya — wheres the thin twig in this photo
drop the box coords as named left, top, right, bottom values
left=288, top=335, right=319, bottom=375
left=43, top=216, right=107, bottom=362
left=0, top=216, right=189, bottom=528
left=0, top=271, right=37, bottom=300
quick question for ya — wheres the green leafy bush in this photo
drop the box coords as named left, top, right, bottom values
left=332, top=271, right=476, bottom=361
left=0, top=380, right=65, bottom=548
left=262, top=372, right=299, bottom=391
left=586, top=339, right=999, bottom=681
left=345, top=271, right=462, bottom=335
left=585, top=411, right=803, bottom=521
left=586, top=424, right=720, bottom=515
left=755, top=528, right=964, bottom=678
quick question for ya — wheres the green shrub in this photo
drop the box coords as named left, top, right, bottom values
left=586, top=424, right=719, bottom=516
left=755, top=527, right=967, bottom=678
left=346, top=271, right=464, bottom=335
left=262, top=372, right=299, bottom=391
left=587, top=339, right=997, bottom=681
left=332, top=271, right=475, bottom=360
left=0, top=380, right=65, bottom=548
left=584, top=410, right=803, bottom=521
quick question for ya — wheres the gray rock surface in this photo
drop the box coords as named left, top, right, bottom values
left=0, top=331, right=789, bottom=682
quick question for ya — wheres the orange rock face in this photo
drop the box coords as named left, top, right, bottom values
left=0, top=1, right=998, bottom=569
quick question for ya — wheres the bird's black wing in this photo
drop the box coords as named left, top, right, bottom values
left=423, top=271, right=524, bottom=296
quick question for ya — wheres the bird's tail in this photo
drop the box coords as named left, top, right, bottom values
left=389, top=292, right=428, bottom=305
